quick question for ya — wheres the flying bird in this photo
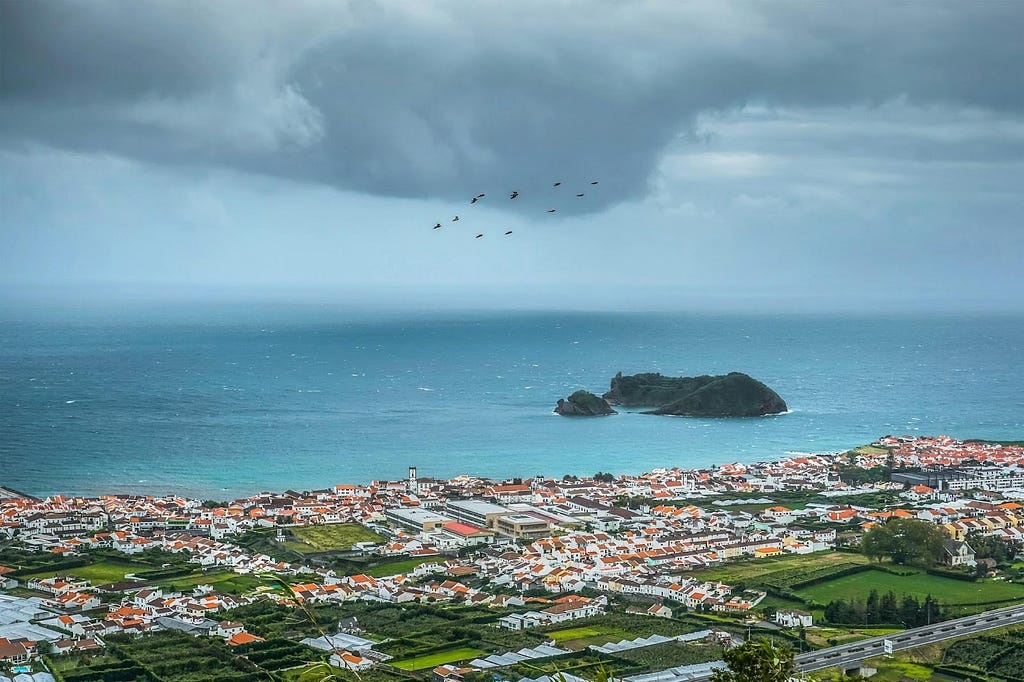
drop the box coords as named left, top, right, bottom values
left=476, top=193, right=486, bottom=198
left=590, top=181, right=599, bottom=185
left=470, top=197, right=478, bottom=204
left=547, top=209, right=556, bottom=213
left=452, top=215, right=460, bottom=221
left=552, top=182, right=561, bottom=186
left=475, top=233, right=484, bottom=239
left=505, top=231, right=513, bottom=235
left=576, top=193, right=584, bottom=197
left=510, top=191, right=519, bottom=199
left=433, top=223, right=442, bottom=229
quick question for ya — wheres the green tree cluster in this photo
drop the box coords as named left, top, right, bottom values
left=965, top=531, right=1021, bottom=564
left=824, top=590, right=942, bottom=627
left=861, top=518, right=947, bottom=566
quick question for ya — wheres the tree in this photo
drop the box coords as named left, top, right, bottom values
left=861, top=524, right=890, bottom=563
left=712, top=638, right=796, bottom=682
left=860, top=518, right=947, bottom=567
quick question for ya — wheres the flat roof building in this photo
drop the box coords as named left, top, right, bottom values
left=446, top=500, right=511, bottom=529
left=385, top=507, right=453, bottom=533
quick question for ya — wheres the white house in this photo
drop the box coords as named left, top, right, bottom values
left=775, top=609, right=813, bottom=628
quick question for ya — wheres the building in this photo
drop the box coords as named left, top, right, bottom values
left=384, top=507, right=453, bottom=533
left=445, top=500, right=511, bottom=529
left=775, top=609, right=813, bottom=628
left=943, top=540, right=976, bottom=567
left=495, top=514, right=550, bottom=540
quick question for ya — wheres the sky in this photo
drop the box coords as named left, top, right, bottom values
left=2, top=1, right=1023, bottom=312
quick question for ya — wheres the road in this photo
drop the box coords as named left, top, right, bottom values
left=795, top=601, right=1024, bottom=673
left=626, top=602, right=1024, bottom=682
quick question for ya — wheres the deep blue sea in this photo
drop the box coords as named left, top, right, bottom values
left=1, top=307, right=1022, bottom=500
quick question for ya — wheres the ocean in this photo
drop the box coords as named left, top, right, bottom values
left=1, top=307, right=1022, bottom=500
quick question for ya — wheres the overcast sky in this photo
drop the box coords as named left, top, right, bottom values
left=2, top=1, right=1023, bottom=312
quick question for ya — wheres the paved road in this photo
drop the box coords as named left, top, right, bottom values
left=629, top=602, right=1024, bottom=682
left=795, top=602, right=1024, bottom=673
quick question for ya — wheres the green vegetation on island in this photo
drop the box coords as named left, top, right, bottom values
left=602, top=371, right=788, bottom=417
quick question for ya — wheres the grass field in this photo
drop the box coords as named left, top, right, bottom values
left=546, top=625, right=646, bottom=650
left=390, top=647, right=486, bottom=670
left=797, top=569, right=1024, bottom=607
left=547, top=626, right=619, bottom=643
left=21, top=560, right=138, bottom=584
left=367, top=557, right=442, bottom=577
left=289, top=524, right=385, bottom=553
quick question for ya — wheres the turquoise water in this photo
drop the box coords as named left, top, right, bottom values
left=1, top=308, right=1022, bottom=499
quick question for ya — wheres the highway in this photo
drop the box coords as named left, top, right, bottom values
left=795, top=602, right=1024, bottom=673
left=626, top=602, right=1024, bottom=682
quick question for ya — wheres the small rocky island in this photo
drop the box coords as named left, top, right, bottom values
left=556, top=372, right=787, bottom=417
left=554, top=390, right=618, bottom=416
left=604, top=371, right=787, bottom=417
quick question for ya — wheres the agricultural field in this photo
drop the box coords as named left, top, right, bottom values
left=797, top=568, right=1024, bottom=610
left=688, top=550, right=870, bottom=585
left=390, top=647, right=488, bottom=670
left=288, top=523, right=385, bottom=553
left=541, top=613, right=705, bottom=651
left=611, top=640, right=726, bottom=671
left=52, top=631, right=277, bottom=681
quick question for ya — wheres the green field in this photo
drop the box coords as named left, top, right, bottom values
left=152, top=570, right=281, bottom=595
left=21, top=560, right=139, bottom=584
left=390, top=647, right=486, bottom=670
left=367, top=556, right=442, bottom=577
left=797, top=569, right=1024, bottom=607
left=547, top=626, right=617, bottom=643
left=289, top=523, right=385, bottom=553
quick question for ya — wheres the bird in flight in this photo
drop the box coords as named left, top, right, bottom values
left=452, top=215, right=460, bottom=221
left=476, top=193, right=485, bottom=198
left=475, top=233, right=484, bottom=239
left=591, top=180, right=599, bottom=185
left=547, top=209, right=556, bottom=213
left=510, top=191, right=519, bottom=199
left=433, top=223, right=442, bottom=230
left=470, top=197, right=479, bottom=204
left=552, top=182, right=561, bottom=187
left=505, top=230, right=513, bottom=235
left=576, top=193, right=584, bottom=197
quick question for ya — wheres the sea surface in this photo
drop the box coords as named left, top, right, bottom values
left=1, top=307, right=1022, bottom=500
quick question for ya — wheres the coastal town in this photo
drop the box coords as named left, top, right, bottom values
left=2, top=434, right=1024, bottom=682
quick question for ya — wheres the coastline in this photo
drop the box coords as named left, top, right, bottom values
left=5, top=434, right=1021, bottom=503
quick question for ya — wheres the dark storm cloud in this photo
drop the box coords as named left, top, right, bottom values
left=2, top=1, right=1022, bottom=209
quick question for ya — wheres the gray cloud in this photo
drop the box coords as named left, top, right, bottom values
left=2, top=1, right=1022, bottom=210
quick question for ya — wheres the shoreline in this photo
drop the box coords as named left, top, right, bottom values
left=4, top=433, right=1022, bottom=504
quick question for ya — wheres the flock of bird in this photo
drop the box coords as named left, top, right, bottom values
left=432, top=180, right=599, bottom=239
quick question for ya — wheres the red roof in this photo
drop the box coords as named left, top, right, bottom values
left=442, top=521, right=489, bottom=536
